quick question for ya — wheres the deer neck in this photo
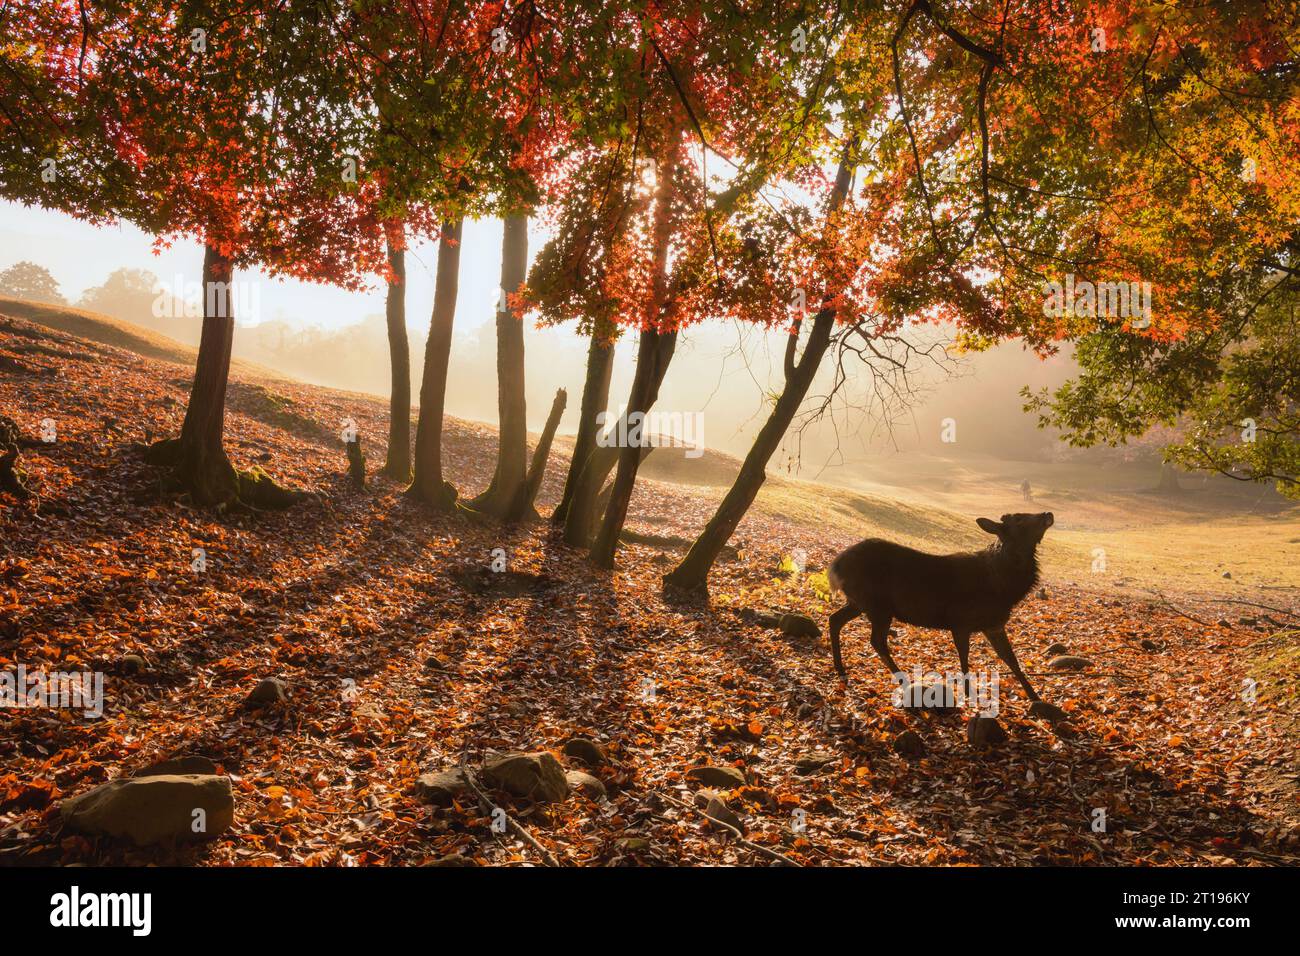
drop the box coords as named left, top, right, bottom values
left=987, top=542, right=1040, bottom=601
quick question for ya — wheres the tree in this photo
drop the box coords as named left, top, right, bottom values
left=380, top=224, right=412, bottom=482
left=995, top=2, right=1300, bottom=498
left=0, top=261, right=65, bottom=305
left=1, top=1, right=389, bottom=506
left=77, top=268, right=160, bottom=326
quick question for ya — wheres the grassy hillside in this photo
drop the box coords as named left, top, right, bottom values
left=0, top=295, right=284, bottom=379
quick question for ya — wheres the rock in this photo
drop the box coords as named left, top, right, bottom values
left=1044, top=642, right=1069, bottom=656
left=685, top=765, right=747, bottom=790
left=779, top=613, right=821, bottom=639
left=703, top=796, right=746, bottom=834
left=895, top=675, right=960, bottom=713
left=1222, top=570, right=1232, bottom=579
left=966, top=716, right=1008, bottom=748
left=60, top=774, right=234, bottom=846
left=693, top=788, right=721, bottom=809
left=565, top=770, right=607, bottom=802
left=413, top=768, right=470, bottom=806
left=1027, top=701, right=1068, bottom=723
left=120, top=654, right=147, bottom=675
left=794, top=753, right=837, bottom=776
left=561, top=737, right=607, bottom=768
left=133, top=755, right=218, bottom=778
left=243, top=677, right=289, bottom=708
left=1047, top=655, right=1091, bottom=671
left=481, top=751, right=569, bottom=803
left=892, top=730, right=926, bottom=758
left=1140, top=639, right=1161, bottom=652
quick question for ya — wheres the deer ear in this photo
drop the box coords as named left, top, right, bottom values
left=976, top=517, right=1003, bottom=535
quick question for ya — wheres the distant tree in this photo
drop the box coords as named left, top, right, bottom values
left=0, top=261, right=65, bottom=305
left=77, top=268, right=160, bottom=324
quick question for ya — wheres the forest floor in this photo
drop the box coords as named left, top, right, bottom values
left=2, top=310, right=1298, bottom=866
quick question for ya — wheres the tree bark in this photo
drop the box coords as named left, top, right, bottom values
left=407, top=219, right=463, bottom=510
left=506, top=387, right=567, bottom=522
left=174, top=244, right=239, bottom=506
left=381, top=232, right=412, bottom=481
left=589, top=327, right=678, bottom=567
left=471, top=213, right=529, bottom=517
left=663, top=141, right=858, bottom=593
left=555, top=320, right=616, bottom=536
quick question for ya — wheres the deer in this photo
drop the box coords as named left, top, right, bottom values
left=827, top=512, right=1061, bottom=716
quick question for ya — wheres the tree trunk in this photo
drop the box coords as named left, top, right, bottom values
left=662, top=313, right=834, bottom=593
left=382, top=233, right=412, bottom=481
left=506, top=387, right=567, bottom=522
left=556, top=321, right=617, bottom=540
left=589, top=327, right=678, bottom=567
left=1157, top=462, right=1183, bottom=494
left=663, top=141, right=858, bottom=593
left=407, top=219, right=463, bottom=510
left=471, top=213, right=529, bottom=517
left=588, top=136, right=681, bottom=568
left=174, top=244, right=239, bottom=506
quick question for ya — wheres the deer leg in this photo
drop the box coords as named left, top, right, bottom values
left=984, top=628, right=1040, bottom=701
left=952, top=629, right=972, bottom=702
left=869, top=617, right=902, bottom=681
left=828, top=604, right=860, bottom=679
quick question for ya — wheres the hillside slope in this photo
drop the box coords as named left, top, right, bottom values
left=2, top=309, right=1297, bottom=867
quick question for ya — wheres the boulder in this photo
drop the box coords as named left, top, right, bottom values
left=685, top=765, right=747, bottom=790
left=565, top=770, right=607, bottom=802
left=60, top=774, right=234, bottom=846
left=561, top=737, right=608, bottom=768
left=966, top=716, right=1008, bottom=748
left=413, top=768, right=471, bottom=806
left=133, top=755, right=219, bottom=778
left=892, top=730, right=927, bottom=758
left=1044, top=642, right=1069, bottom=656
left=1047, top=655, right=1091, bottom=671
left=481, top=751, right=569, bottom=803
left=779, top=613, right=821, bottom=639
left=243, top=677, right=289, bottom=708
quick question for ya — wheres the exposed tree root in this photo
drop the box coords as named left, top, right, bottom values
left=236, top=466, right=312, bottom=510
left=140, top=436, right=308, bottom=510
left=0, top=444, right=32, bottom=500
